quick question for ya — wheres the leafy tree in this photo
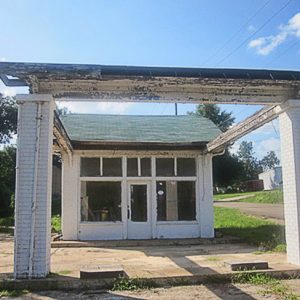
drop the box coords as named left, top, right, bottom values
left=189, top=104, right=241, bottom=187
left=57, top=106, right=71, bottom=116
left=260, top=151, right=280, bottom=171
left=189, top=103, right=235, bottom=132
left=0, top=95, right=18, bottom=144
left=237, top=141, right=262, bottom=180
left=0, top=145, right=16, bottom=217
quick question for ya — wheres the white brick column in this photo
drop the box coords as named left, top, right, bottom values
left=14, top=94, right=54, bottom=278
left=198, top=154, right=214, bottom=238
left=279, top=99, right=300, bottom=265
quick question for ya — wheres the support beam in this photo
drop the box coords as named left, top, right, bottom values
left=14, top=94, right=54, bottom=278
left=0, top=62, right=299, bottom=104
left=53, top=111, right=73, bottom=155
left=279, top=100, right=300, bottom=265
left=207, top=105, right=281, bottom=153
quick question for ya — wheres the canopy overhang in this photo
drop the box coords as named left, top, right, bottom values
left=1, top=62, right=300, bottom=104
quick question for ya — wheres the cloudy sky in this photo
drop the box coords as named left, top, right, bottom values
left=1, top=0, right=299, bottom=160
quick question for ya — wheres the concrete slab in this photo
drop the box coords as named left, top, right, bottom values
left=224, top=261, right=269, bottom=271
left=1, top=233, right=299, bottom=286
left=80, top=265, right=126, bottom=279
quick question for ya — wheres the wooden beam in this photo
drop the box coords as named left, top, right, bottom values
left=207, top=105, right=281, bottom=153
left=1, top=62, right=300, bottom=104
left=53, top=111, right=73, bottom=154
left=42, top=77, right=299, bottom=104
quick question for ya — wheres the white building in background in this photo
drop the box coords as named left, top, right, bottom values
left=258, top=166, right=282, bottom=190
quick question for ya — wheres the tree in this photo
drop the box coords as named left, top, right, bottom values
left=0, top=145, right=16, bottom=217
left=0, top=95, right=18, bottom=144
left=260, top=151, right=280, bottom=171
left=190, top=104, right=240, bottom=187
left=189, top=103, right=235, bottom=132
left=237, top=141, right=262, bottom=180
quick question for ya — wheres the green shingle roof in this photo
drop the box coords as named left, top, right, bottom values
left=60, top=114, right=221, bottom=144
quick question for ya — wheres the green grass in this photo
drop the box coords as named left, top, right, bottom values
left=214, top=207, right=285, bottom=251
left=112, top=276, right=156, bottom=291
left=214, top=190, right=283, bottom=204
left=213, top=192, right=255, bottom=200
left=0, top=217, right=14, bottom=227
left=51, top=215, right=61, bottom=233
left=233, top=273, right=299, bottom=300
left=0, top=289, right=29, bottom=297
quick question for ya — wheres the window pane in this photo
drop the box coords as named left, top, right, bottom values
left=156, top=158, right=174, bottom=176
left=127, top=158, right=138, bottom=177
left=81, top=158, right=100, bottom=176
left=177, top=181, right=196, bottom=220
left=103, top=158, right=122, bottom=176
left=130, top=184, right=147, bottom=222
left=141, top=158, right=151, bottom=177
left=81, top=181, right=121, bottom=222
left=156, top=181, right=166, bottom=221
left=177, top=158, right=196, bottom=176
left=156, top=180, right=196, bottom=221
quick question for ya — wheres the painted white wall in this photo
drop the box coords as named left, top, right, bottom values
left=279, top=100, right=300, bottom=265
left=259, top=167, right=282, bottom=190
left=14, top=95, right=54, bottom=279
left=61, top=150, right=214, bottom=240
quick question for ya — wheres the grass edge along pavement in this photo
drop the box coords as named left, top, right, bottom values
left=214, top=206, right=286, bottom=251
left=214, top=190, right=283, bottom=204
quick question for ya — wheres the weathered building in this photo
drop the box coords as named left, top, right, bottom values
left=1, top=62, right=300, bottom=278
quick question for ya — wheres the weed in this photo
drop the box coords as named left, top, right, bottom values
left=206, top=256, right=220, bottom=262
left=232, top=272, right=278, bottom=285
left=0, top=289, right=29, bottom=297
left=233, top=272, right=299, bottom=300
left=58, top=270, right=72, bottom=275
left=51, top=215, right=61, bottom=233
left=112, top=276, right=155, bottom=291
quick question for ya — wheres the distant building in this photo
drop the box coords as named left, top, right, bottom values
left=258, top=167, right=282, bottom=190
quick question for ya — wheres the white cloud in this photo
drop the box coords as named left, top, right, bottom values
left=254, top=137, right=281, bottom=160
left=56, top=101, right=132, bottom=114
left=249, top=12, right=300, bottom=55
left=0, top=57, right=6, bottom=62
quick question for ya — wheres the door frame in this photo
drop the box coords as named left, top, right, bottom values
left=126, top=180, right=152, bottom=239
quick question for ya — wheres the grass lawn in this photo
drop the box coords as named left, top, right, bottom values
left=0, top=215, right=61, bottom=234
left=214, top=190, right=283, bottom=204
left=214, top=206, right=286, bottom=251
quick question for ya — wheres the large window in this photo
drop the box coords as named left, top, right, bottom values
left=81, top=181, right=121, bottom=222
left=156, top=181, right=196, bottom=221
left=81, top=157, right=122, bottom=177
left=127, top=157, right=151, bottom=177
left=156, top=158, right=196, bottom=177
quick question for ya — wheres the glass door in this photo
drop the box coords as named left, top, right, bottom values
left=127, top=182, right=152, bottom=239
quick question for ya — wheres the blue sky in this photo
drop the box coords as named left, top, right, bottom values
left=1, top=0, right=299, bottom=159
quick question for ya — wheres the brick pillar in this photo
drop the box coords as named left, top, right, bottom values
left=279, top=100, right=300, bottom=265
left=198, top=154, right=214, bottom=238
left=14, top=94, right=54, bottom=278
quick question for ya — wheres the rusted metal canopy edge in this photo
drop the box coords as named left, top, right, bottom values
left=1, top=61, right=300, bottom=83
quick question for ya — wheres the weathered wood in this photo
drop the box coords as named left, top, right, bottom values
left=53, top=111, right=73, bottom=154
left=0, top=62, right=300, bottom=104
left=207, top=105, right=281, bottom=153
